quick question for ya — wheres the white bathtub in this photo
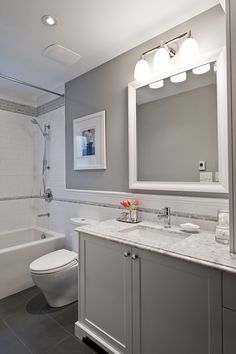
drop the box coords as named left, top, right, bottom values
left=0, top=227, right=65, bottom=299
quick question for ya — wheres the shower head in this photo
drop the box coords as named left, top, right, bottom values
left=30, top=118, right=46, bottom=136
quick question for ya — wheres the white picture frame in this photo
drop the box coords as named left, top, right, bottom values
left=73, top=111, right=106, bottom=170
left=128, top=47, right=228, bottom=193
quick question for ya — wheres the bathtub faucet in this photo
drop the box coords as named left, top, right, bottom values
left=37, top=213, right=50, bottom=217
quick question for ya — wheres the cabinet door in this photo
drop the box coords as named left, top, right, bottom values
left=78, top=233, right=132, bottom=353
left=132, top=248, right=222, bottom=354
left=223, top=272, right=236, bottom=311
left=223, top=308, right=236, bottom=354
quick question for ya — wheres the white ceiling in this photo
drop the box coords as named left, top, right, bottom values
left=0, top=0, right=219, bottom=104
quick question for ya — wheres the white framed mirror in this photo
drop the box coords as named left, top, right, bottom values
left=128, top=47, right=228, bottom=193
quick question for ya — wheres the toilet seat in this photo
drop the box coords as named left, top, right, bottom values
left=30, top=249, right=78, bottom=274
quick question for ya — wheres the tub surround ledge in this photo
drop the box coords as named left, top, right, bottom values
left=76, top=219, right=236, bottom=274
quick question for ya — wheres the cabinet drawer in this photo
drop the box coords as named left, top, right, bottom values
left=223, top=308, right=236, bottom=354
left=223, top=272, right=236, bottom=310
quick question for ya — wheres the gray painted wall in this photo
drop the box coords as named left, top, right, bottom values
left=137, top=85, right=218, bottom=182
left=65, top=5, right=226, bottom=196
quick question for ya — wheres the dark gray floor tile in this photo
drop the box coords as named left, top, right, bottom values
left=5, top=308, right=69, bottom=353
left=0, top=294, right=28, bottom=320
left=0, top=319, right=30, bottom=354
left=0, top=288, right=96, bottom=354
left=0, top=291, right=25, bottom=305
left=26, top=292, right=49, bottom=315
left=46, top=335, right=95, bottom=354
left=48, top=302, right=78, bottom=335
left=0, top=289, right=48, bottom=321
left=20, top=286, right=40, bottom=300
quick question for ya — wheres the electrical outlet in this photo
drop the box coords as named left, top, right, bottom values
left=199, top=161, right=206, bottom=171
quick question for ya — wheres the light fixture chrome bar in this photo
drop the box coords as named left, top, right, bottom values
left=0, top=73, right=64, bottom=97
left=141, top=31, right=189, bottom=57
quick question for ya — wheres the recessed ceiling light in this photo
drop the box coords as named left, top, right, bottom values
left=41, top=15, right=57, bottom=27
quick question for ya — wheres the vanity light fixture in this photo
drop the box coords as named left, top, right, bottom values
left=41, top=15, right=57, bottom=27
left=192, top=63, right=211, bottom=75
left=149, top=80, right=164, bottom=89
left=134, top=31, right=199, bottom=81
left=170, top=72, right=187, bottom=83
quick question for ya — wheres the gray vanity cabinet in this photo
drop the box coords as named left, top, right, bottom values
left=223, top=272, right=236, bottom=354
left=223, top=308, right=236, bottom=354
left=132, top=248, right=222, bottom=354
left=77, top=233, right=222, bottom=354
left=77, top=233, right=133, bottom=354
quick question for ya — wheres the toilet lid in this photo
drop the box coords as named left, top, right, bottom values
left=30, top=249, right=78, bottom=274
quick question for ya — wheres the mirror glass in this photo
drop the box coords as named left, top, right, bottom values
left=136, top=62, right=218, bottom=183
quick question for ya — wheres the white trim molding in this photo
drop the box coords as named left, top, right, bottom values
left=219, top=0, right=226, bottom=13
left=128, top=47, right=229, bottom=194
left=64, top=188, right=228, bottom=219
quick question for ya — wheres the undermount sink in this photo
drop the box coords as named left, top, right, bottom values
left=119, top=225, right=191, bottom=245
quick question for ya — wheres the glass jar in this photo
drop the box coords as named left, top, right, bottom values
left=129, top=209, right=138, bottom=223
left=215, top=210, right=229, bottom=245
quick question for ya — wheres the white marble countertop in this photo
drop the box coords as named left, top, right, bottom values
left=75, top=219, right=236, bottom=274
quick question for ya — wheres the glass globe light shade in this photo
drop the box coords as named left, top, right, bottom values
left=170, top=72, right=187, bottom=83
left=153, top=47, right=171, bottom=72
left=134, top=58, right=150, bottom=81
left=192, top=63, right=210, bottom=75
left=149, top=80, right=164, bottom=89
left=180, top=37, right=199, bottom=65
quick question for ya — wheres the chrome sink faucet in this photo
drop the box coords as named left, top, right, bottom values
left=157, top=207, right=171, bottom=228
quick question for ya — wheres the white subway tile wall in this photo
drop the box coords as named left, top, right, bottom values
left=0, top=110, right=36, bottom=232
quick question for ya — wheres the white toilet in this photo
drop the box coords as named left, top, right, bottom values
left=30, top=249, right=78, bottom=307
left=29, top=218, right=98, bottom=308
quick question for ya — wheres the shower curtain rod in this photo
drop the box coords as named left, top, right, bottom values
left=0, top=73, right=64, bottom=98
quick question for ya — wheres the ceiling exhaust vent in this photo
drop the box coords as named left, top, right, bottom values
left=42, top=44, right=81, bottom=66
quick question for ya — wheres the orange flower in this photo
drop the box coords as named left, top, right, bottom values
left=120, top=199, right=139, bottom=210
left=120, top=200, right=129, bottom=208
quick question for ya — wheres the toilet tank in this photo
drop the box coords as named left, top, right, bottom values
left=69, top=218, right=99, bottom=253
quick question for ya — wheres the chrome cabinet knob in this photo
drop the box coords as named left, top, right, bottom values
left=124, top=252, right=130, bottom=257
left=132, top=254, right=138, bottom=260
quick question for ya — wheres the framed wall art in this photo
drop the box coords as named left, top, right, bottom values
left=73, top=111, right=106, bottom=170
